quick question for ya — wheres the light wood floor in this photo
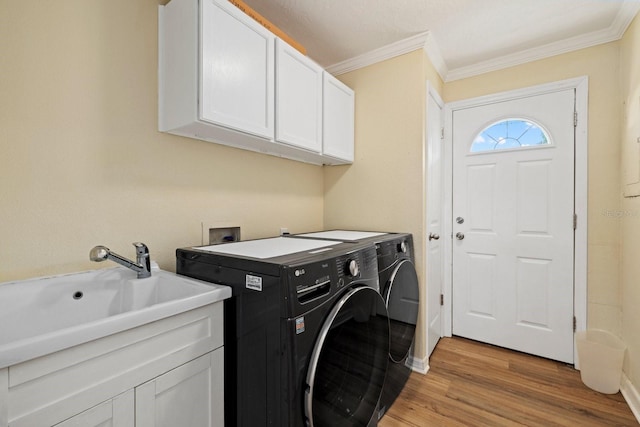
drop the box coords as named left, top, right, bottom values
left=379, top=337, right=638, bottom=426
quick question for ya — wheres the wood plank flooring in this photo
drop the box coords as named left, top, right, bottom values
left=379, top=337, right=638, bottom=426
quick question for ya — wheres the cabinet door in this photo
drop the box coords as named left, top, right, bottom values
left=135, top=349, right=224, bottom=427
left=54, top=390, right=134, bottom=427
left=275, top=39, right=323, bottom=153
left=322, top=73, right=355, bottom=163
left=200, top=0, right=274, bottom=139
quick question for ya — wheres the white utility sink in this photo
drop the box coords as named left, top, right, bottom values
left=0, top=263, right=230, bottom=368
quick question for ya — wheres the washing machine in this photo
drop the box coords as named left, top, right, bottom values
left=290, top=231, right=420, bottom=419
left=176, top=237, right=390, bottom=427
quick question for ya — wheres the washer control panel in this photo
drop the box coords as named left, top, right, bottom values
left=286, top=245, right=379, bottom=317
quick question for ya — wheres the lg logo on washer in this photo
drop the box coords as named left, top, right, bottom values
left=295, top=268, right=306, bottom=276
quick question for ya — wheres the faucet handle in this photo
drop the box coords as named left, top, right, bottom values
left=132, top=242, right=149, bottom=255
left=133, top=242, right=151, bottom=278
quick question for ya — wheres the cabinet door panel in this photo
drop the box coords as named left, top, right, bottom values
left=136, top=349, right=224, bottom=427
left=200, top=0, right=274, bottom=139
left=275, top=39, right=323, bottom=152
left=323, top=73, right=355, bottom=163
left=54, top=390, right=134, bottom=427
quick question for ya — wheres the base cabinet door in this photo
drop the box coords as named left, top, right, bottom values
left=135, top=349, right=224, bottom=427
left=53, top=390, right=134, bottom=427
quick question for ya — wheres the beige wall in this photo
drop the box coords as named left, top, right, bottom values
left=0, top=0, right=324, bottom=282
left=620, top=13, right=640, bottom=390
left=324, top=49, right=444, bottom=360
left=445, top=43, right=623, bottom=336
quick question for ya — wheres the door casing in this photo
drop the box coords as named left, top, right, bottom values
left=441, top=76, right=588, bottom=364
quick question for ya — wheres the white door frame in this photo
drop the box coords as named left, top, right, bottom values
left=442, top=76, right=588, bottom=363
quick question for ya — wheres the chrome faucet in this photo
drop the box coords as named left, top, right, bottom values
left=90, top=242, right=152, bottom=278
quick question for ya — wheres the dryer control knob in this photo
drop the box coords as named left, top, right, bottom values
left=347, top=259, right=359, bottom=277
left=398, top=241, right=407, bottom=253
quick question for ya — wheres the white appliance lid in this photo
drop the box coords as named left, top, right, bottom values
left=298, top=230, right=387, bottom=240
left=197, top=237, right=338, bottom=259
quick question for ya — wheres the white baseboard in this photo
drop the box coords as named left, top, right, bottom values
left=621, top=374, right=640, bottom=423
left=407, top=354, right=429, bottom=375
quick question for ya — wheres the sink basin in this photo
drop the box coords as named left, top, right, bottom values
left=0, top=263, right=230, bottom=368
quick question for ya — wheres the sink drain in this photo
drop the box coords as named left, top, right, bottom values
left=73, top=291, right=84, bottom=300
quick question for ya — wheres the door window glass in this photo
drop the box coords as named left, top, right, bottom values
left=470, top=119, right=550, bottom=153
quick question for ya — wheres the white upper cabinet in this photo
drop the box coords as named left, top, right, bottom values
left=159, top=0, right=274, bottom=140
left=200, top=0, right=274, bottom=139
left=159, top=0, right=354, bottom=165
left=275, top=39, right=323, bottom=153
left=323, top=73, right=355, bottom=163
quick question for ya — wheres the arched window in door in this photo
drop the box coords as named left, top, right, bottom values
left=470, top=118, right=551, bottom=153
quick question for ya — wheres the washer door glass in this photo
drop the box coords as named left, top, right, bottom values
left=305, top=286, right=390, bottom=427
left=385, top=259, right=420, bottom=362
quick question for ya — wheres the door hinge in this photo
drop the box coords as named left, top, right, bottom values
left=574, top=111, right=578, bottom=127
left=440, top=294, right=444, bottom=306
left=573, top=316, right=577, bottom=332
left=441, top=127, right=445, bottom=139
left=573, top=213, right=577, bottom=230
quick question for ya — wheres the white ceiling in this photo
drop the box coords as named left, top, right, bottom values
left=241, top=0, right=640, bottom=81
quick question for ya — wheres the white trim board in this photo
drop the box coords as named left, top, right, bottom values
left=407, top=354, right=429, bottom=375
left=442, top=76, right=589, bottom=365
left=326, top=32, right=431, bottom=76
left=621, top=374, right=640, bottom=423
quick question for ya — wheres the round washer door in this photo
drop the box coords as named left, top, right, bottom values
left=305, top=286, right=390, bottom=427
left=384, top=259, right=420, bottom=362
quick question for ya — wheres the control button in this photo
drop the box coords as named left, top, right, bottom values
left=347, top=259, right=359, bottom=277
left=338, top=278, right=344, bottom=288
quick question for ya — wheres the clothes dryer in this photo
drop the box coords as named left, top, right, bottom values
left=291, top=231, right=420, bottom=419
left=176, top=237, right=390, bottom=427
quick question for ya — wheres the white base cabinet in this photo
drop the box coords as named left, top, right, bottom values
left=1, top=304, right=224, bottom=427
left=53, top=350, right=223, bottom=427
left=136, top=350, right=223, bottom=427
left=159, top=0, right=354, bottom=165
left=54, top=390, right=135, bottom=427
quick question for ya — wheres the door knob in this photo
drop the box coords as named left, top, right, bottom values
left=456, top=232, right=465, bottom=240
left=429, top=233, right=440, bottom=241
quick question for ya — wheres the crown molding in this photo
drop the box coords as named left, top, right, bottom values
left=326, top=1, right=640, bottom=82
left=326, top=32, right=431, bottom=76
left=445, top=1, right=640, bottom=81
left=612, top=0, right=640, bottom=38
left=423, top=32, right=448, bottom=81
left=445, top=27, right=620, bottom=81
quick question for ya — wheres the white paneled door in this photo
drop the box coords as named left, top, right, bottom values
left=452, top=88, right=575, bottom=363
